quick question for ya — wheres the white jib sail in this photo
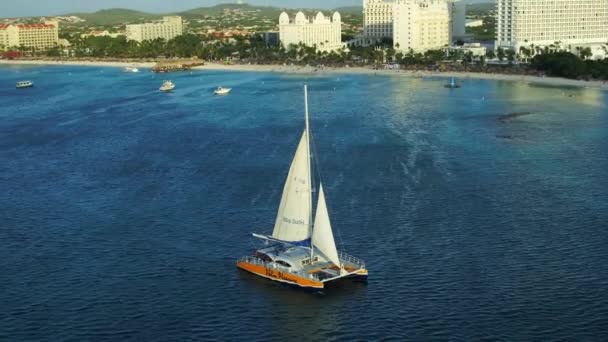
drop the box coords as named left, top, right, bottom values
left=312, top=184, right=341, bottom=268
left=272, top=131, right=312, bottom=242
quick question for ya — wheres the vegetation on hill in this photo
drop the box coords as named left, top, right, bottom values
left=466, top=3, right=495, bottom=14
left=466, top=2, right=496, bottom=41
left=61, top=4, right=361, bottom=28
left=66, top=9, right=161, bottom=25
left=178, top=4, right=282, bottom=18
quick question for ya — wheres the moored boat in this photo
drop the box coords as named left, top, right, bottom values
left=159, top=80, right=175, bottom=92
left=124, top=66, right=139, bottom=73
left=16, top=81, right=34, bottom=89
left=444, top=77, right=461, bottom=88
left=214, top=86, right=232, bottom=95
left=236, top=85, right=368, bottom=290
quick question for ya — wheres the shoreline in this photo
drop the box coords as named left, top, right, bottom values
left=2, top=59, right=607, bottom=90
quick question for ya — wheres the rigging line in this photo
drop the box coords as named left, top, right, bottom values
left=308, top=97, right=347, bottom=256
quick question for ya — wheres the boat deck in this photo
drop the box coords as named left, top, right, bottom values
left=238, top=250, right=366, bottom=284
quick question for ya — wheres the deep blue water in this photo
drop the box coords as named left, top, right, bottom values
left=1, top=65, right=608, bottom=340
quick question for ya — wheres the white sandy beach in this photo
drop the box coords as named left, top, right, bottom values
left=197, top=62, right=608, bottom=90
left=0, top=59, right=155, bottom=69
left=2, top=59, right=607, bottom=90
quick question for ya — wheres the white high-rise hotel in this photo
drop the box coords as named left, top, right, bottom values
left=393, top=1, right=452, bottom=52
left=279, top=12, right=343, bottom=52
left=126, top=16, right=183, bottom=43
left=363, top=0, right=465, bottom=52
left=364, top=0, right=395, bottom=39
left=497, top=0, right=608, bottom=55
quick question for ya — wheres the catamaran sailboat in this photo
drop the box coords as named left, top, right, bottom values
left=236, top=85, right=368, bottom=290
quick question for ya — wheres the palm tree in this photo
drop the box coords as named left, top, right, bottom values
left=496, top=47, right=505, bottom=62
left=519, top=46, right=532, bottom=63
left=485, top=49, right=496, bottom=60
left=506, top=49, right=516, bottom=64
left=580, top=47, right=593, bottom=60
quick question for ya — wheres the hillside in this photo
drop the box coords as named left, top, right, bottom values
left=178, top=4, right=283, bottom=18
left=466, top=3, right=496, bottom=13
left=66, top=9, right=161, bottom=25
left=62, top=4, right=362, bottom=27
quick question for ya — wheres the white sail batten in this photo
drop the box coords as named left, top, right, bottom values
left=272, top=131, right=312, bottom=242
left=312, top=184, right=341, bottom=268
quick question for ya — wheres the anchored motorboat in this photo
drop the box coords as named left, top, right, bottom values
left=16, top=81, right=34, bottom=89
left=159, top=80, right=175, bottom=92
left=236, top=85, right=368, bottom=290
left=214, top=86, right=232, bottom=95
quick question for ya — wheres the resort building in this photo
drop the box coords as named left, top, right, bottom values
left=0, top=25, right=8, bottom=50
left=126, top=16, right=183, bottom=43
left=497, top=0, right=608, bottom=59
left=466, top=19, right=484, bottom=28
left=393, top=0, right=451, bottom=52
left=279, top=11, right=343, bottom=52
left=80, top=30, right=124, bottom=39
left=363, top=0, right=395, bottom=39
left=362, top=0, right=462, bottom=49
left=0, top=21, right=59, bottom=51
left=445, top=42, right=487, bottom=57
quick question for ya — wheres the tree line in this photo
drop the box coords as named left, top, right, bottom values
left=33, top=33, right=608, bottom=81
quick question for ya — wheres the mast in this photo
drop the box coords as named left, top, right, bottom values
left=304, top=85, right=314, bottom=260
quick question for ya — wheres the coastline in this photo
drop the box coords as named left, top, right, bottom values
left=2, top=59, right=607, bottom=90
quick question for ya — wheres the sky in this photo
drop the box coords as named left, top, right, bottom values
left=0, top=0, right=361, bottom=18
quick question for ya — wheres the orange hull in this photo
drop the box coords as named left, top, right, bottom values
left=236, top=261, right=324, bottom=289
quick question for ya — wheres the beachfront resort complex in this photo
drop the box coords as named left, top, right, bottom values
left=496, top=0, right=608, bottom=59
left=1, top=0, right=607, bottom=61
left=279, top=12, right=343, bottom=52
left=0, top=21, right=59, bottom=51
left=393, top=0, right=452, bottom=52
left=126, top=16, right=184, bottom=43
left=362, top=0, right=466, bottom=52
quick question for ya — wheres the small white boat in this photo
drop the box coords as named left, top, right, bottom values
left=214, top=86, right=232, bottom=95
left=16, top=81, right=34, bottom=89
left=124, top=66, right=139, bottom=73
left=159, top=80, right=175, bottom=92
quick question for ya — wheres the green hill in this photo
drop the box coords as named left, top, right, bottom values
left=178, top=4, right=282, bottom=18
left=61, top=3, right=362, bottom=27
left=67, top=8, right=161, bottom=25
left=467, top=3, right=496, bottom=13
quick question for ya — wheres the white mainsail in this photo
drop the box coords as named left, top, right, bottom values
left=312, top=184, right=341, bottom=268
left=272, top=130, right=312, bottom=242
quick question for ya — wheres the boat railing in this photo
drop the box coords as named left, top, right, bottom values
left=338, top=252, right=366, bottom=269
left=238, top=256, right=320, bottom=281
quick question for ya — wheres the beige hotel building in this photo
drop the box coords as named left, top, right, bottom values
left=126, top=16, right=184, bottom=43
left=0, top=21, right=59, bottom=51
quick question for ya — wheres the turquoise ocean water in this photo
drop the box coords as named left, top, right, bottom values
left=1, top=65, right=607, bottom=340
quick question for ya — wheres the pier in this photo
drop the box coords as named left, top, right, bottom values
left=151, top=58, right=204, bottom=73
